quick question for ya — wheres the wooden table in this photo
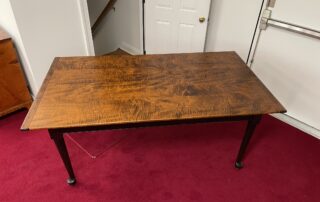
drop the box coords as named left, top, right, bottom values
left=21, top=52, right=286, bottom=185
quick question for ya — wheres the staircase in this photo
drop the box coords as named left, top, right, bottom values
left=91, top=0, right=118, bottom=34
left=89, top=0, right=133, bottom=56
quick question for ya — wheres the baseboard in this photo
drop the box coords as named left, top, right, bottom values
left=272, top=113, right=320, bottom=140
left=120, top=42, right=143, bottom=55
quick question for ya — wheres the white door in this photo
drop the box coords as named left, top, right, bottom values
left=249, top=0, right=320, bottom=135
left=145, top=0, right=211, bottom=54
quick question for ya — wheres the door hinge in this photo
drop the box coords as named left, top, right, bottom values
left=260, top=9, right=272, bottom=30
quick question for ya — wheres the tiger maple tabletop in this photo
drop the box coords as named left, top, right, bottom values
left=21, top=52, right=286, bottom=185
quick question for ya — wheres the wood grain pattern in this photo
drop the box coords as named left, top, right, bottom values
left=21, top=52, right=286, bottom=130
left=0, top=29, right=32, bottom=117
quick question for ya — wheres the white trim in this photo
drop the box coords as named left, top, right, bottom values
left=204, top=0, right=213, bottom=52
left=77, top=0, right=95, bottom=56
left=139, top=0, right=144, bottom=54
left=272, top=114, right=320, bottom=140
left=247, top=0, right=268, bottom=67
left=120, top=42, right=143, bottom=55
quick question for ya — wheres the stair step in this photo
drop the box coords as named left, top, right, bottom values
left=105, top=48, right=131, bottom=56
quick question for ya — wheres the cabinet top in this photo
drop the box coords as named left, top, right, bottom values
left=0, top=28, right=11, bottom=41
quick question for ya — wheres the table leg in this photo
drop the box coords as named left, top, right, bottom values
left=235, top=115, right=262, bottom=169
left=48, top=129, right=76, bottom=185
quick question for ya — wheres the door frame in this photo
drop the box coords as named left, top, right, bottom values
left=140, top=0, right=145, bottom=54
left=77, top=0, right=95, bottom=56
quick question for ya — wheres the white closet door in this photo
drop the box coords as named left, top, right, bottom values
left=145, top=0, right=211, bottom=54
left=251, top=0, right=320, bottom=131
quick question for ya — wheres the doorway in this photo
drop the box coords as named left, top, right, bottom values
left=84, top=0, right=212, bottom=55
left=144, top=0, right=212, bottom=54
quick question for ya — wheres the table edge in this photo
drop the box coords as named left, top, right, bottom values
left=24, top=110, right=286, bottom=132
left=21, top=57, right=60, bottom=131
left=20, top=52, right=287, bottom=131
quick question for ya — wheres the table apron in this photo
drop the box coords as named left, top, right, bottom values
left=49, top=115, right=262, bottom=134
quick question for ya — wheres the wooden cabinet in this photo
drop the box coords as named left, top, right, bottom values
left=0, top=28, right=32, bottom=117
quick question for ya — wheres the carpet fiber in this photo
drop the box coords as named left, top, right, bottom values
left=0, top=110, right=319, bottom=201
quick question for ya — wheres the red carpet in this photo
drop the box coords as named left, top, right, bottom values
left=0, top=110, right=319, bottom=202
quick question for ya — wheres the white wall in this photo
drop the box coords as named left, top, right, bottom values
left=205, top=0, right=263, bottom=61
left=87, top=0, right=110, bottom=25
left=92, top=0, right=143, bottom=55
left=205, top=0, right=320, bottom=138
left=9, top=0, right=93, bottom=93
left=0, top=0, right=38, bottom=94
left=89, top=0, right=261, bottom=57
left=0, top=0, right=95, bottom=95
left=250, top=0, right=320, bottom=138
